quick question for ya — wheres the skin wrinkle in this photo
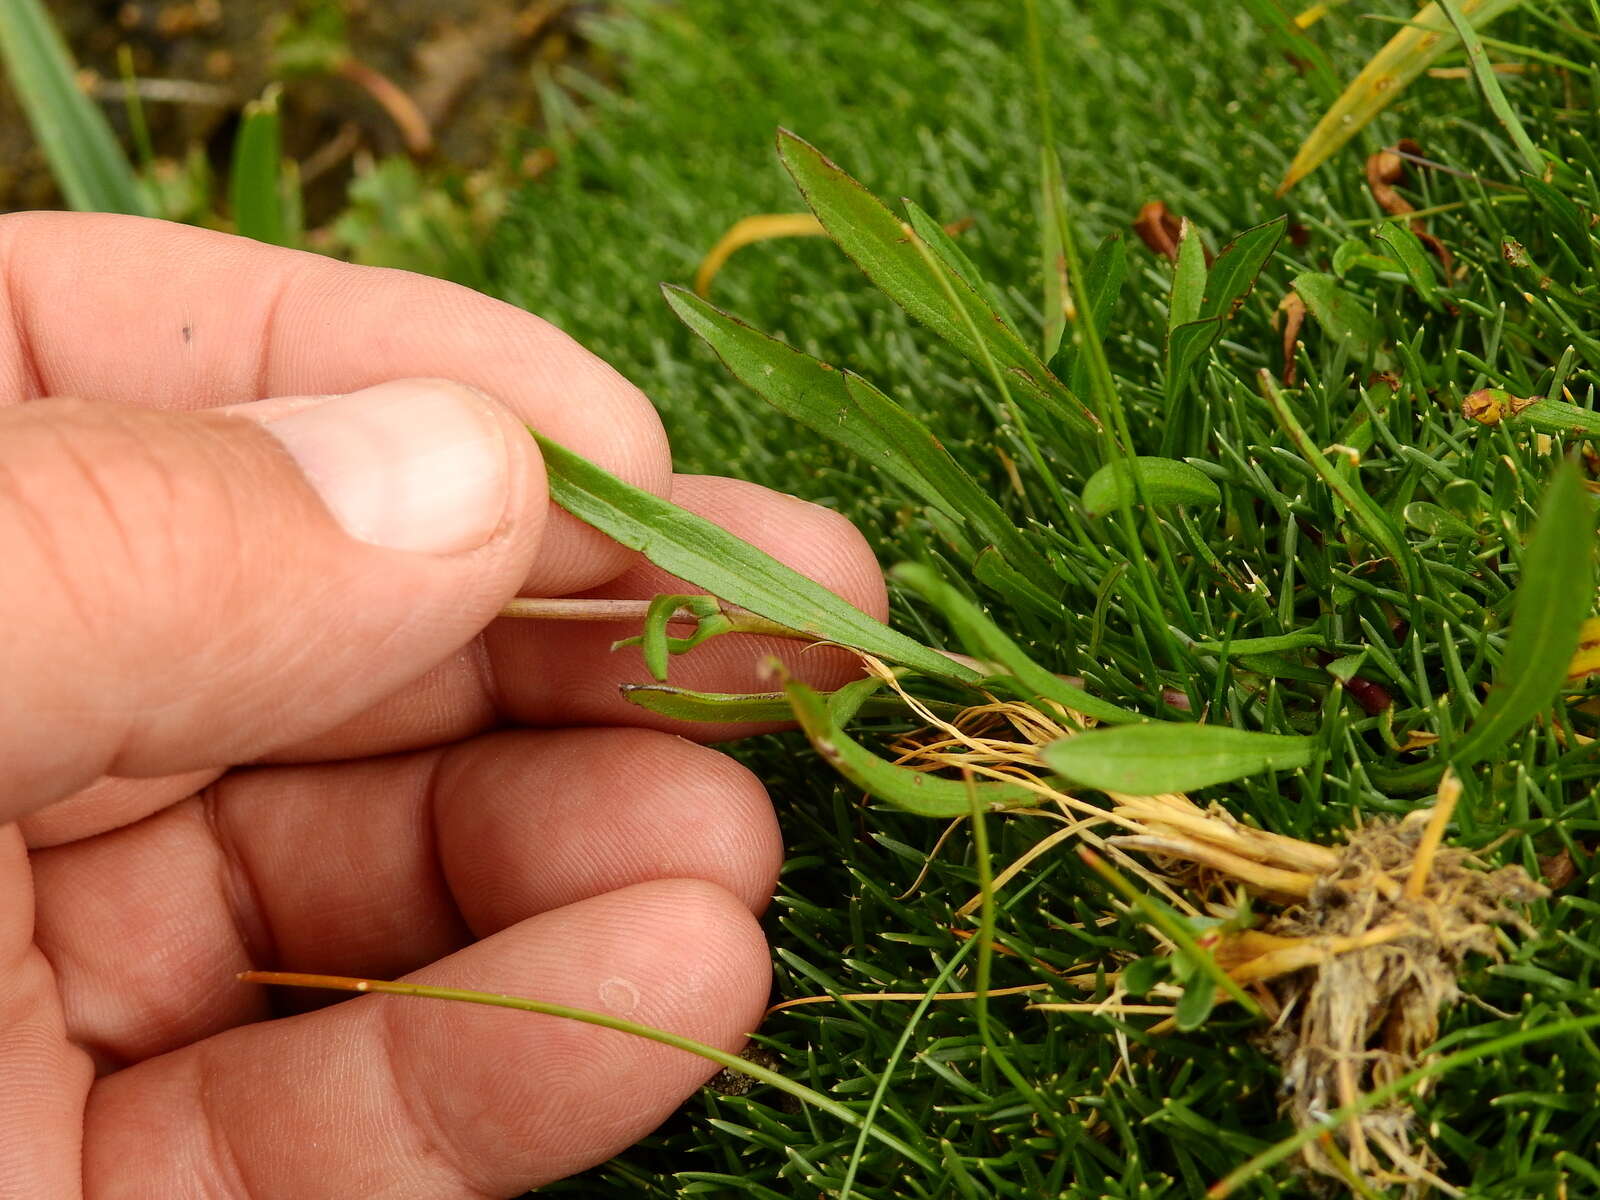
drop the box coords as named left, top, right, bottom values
left=193, top=1044, right=260, bottom=1200
left=201, top=781, right=281, bottom=979
left=0, top=224, right=44, bottom=401
left=377, top=998, right=498, bottom=1200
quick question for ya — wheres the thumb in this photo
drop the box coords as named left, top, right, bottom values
left=0, top=379, right=547, bottom=819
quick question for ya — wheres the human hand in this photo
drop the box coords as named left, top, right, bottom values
left=0, top=214, right=887, bottom=1197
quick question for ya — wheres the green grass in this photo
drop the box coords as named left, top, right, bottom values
left=491, top=2, right=1600, bottom=1196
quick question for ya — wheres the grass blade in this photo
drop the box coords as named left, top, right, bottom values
left=1436, top=0, right=1542, bottom=174
left=531, top=431, right=978, bottom=685
left=239, top=970, right=939, bottom=1173
left=1278, top=0, right=1527, bottom=194
left=892, top=562, right=1140, bottom=724
left=229, top=86, right=293, bottom=247
left=662, top=285, right=1051, bottom=586
left=0, top=0, right=145, bottom=214
left=1080, top=457, right=1222, bottom=518
left=903, top=199, right=1023, bottom=340
left=1042, top=723, right=1315, bottom=794
left=775, top=129, right=1097, bottom=439
left=1451, top=460, right=1593, bottom=769
left=620, top=683, right=958, bottom=724
left=693, top=213, right=826, bottom=297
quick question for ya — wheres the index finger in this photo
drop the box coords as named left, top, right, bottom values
left=0, top=212, right=671, bottom=593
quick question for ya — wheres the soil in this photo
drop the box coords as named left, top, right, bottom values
left=1, top=0, right=594, bottom=222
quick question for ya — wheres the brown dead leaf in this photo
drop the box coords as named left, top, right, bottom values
left=1538, top=848, right=1577, bottom=890
left=1277, top=291, right=1308, bottom=386
left=1133, top=201, right=1182, bottom=263
left=1366, top=140, right=1454, bottom=274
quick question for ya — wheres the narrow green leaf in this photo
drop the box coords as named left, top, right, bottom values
left=1169, top=221, right=1207, bottom=332
left=620, top=683, right=956, bottom=725
left=903, top=199, right=1022, bottom=341
left=1403, top=502, right=1477, bottom=539
left=663, top=285, right=962, bottom=521
left=1292, top=272, right=1392, bottom=369
left=1165, top=216, right=1284, bottom=407
left=1452, top=462, right=1594, bottom=769
left=775, top=129, right=1096, bottom=438
left=532, top=431, right=978, bottom=685
left=662, top=285, right=1049, bottom=586
left=1201, top=216, right=1287, bottom=323
left=1164, top=316, right=1224, bottom=407
left=0, top=0, right=145, bottom=214
left=784, top=675, right=1038, bottom=818
left=1063, top=233, right=1128, bottom=398
left=230, top=87, right=292, bottom=246
left=1042, top=723, right=1315, bottom=794
left=1080, top=457, right=1221, bottom=518
left=1373, top=223, right=1441, bottom=310
left=1436, top=0, right=1542, bottom=174
left=1039, top=149, right=1068, bottom=361
left=892, top=563, right=1139, bottom=725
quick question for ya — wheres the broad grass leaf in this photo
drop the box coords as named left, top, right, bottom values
left=532, top=431, right=978, bottom=685
left=1064, top=233, right=1128, bottom=398
left=662, top=285, right=1050, bottom=585
left=784, top=675, right=1039, bottom=817
left=1039, top=148, right=1068, bottom=361
left=1042, top=723, right=1315, bottom=794
left=1292, top=272, right=1392, bottom=369
left=663, top=285, right=967, bottom=521
left=892, top=563, right=1139, bottom=724
left=1080, top=456, right=1221, bottom=518
left=1278, top=0, right=1527, bottom=193
left=1175, top=975, right=1219, bottom=1031
left=903, top=199, right=1023, bottom=341
left=1373, top=223, right=1441, bottom=309
left=1452, top=461, right=1594, bottom=769
left=1169, top=220, right=1207, bottom=331
left=229, top=87, right=294, bottom=247
left=776, top=128, right=1097, bottom=438
left=0, top=0, right=145, bottom=214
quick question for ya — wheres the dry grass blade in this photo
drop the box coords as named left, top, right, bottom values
left=693, top=213, right=827, bottom=296
left=1278, top=0, right=1527, bottom=194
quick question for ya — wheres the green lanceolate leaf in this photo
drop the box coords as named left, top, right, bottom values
left=903, top=199, right=1022, bottom=340
left=891, top=563, right=1139, bottom=724
left=663, top=285, right=965, bottom=521
left=1080, top=457, right=1221, bottom=518
left=229, top=87, right=293, bottom=247
left=0, top=0, right=145, bottom=214
left=1169, top=221, right=1207, bottom=331
left=1039, top=148, right=1068, bottom=362
left=1166, top=216, right=1285, bottom=406
left=1373, top=223, right=1441, bottom=310
left=1064, top=233, right=1128, bottom=397
left=775, top=129, right=1097, bottom=439
left=783, top=675, right=1039, bottom=817
left=663, top=285, right=1048, bottom=585
left=1292, top=271, right=1392, bottom=369
left=1042, top=722, right=1315, bottom=795
left=1452, top=461, right=1594, bottom=769
left=533, top=431, right=978, bottom=685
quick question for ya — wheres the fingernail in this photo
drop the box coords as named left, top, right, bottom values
left=264, top=379, right=509, bottom=554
